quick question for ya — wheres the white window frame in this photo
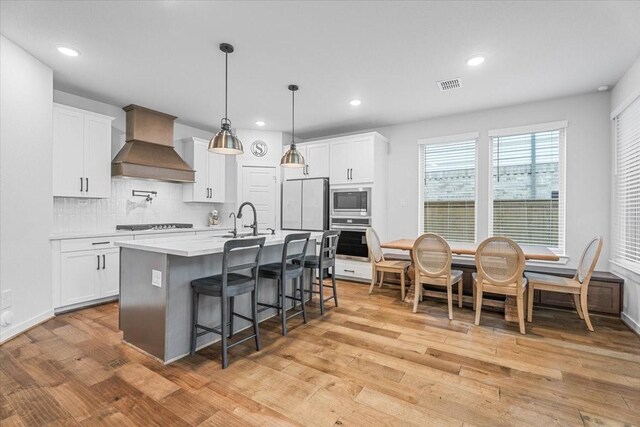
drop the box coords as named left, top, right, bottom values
left=487, top=121, right=567, bottom=255
left=611, top=95, right=640, bottom=274
left=417, top=132, right=479, bottom=242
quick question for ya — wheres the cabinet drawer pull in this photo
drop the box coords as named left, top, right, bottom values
left=85, top=177, right=89, bottom=192
left=92, top=241, right=110, bottom=245
left=102, top=254, right=106, bottom=269
left=97, top=255, right=100, bottom=270
left=80, top=177, right=84, bottom=192
left=343, top=269, right=355, bottom=273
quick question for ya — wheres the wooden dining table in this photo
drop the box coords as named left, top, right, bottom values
left=380, top=238, right=560, bottom=322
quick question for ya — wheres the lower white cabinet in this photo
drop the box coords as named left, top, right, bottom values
left=58, top=247, right=121, bottom=308
left=334, top=258, right=372, bottom=281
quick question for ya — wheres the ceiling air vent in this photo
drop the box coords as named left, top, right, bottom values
left=437, top=78, right=462, bottom=92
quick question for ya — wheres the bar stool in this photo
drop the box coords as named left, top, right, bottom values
left=298, top=230, right=341, bottom=315
left=190, top=237, right=265, bottom=369
left=257, top=233, right=310, bottom=336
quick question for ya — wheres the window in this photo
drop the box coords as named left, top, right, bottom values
left=489, top=125, right=565, bottom=252
left=419, top=134, right=477, bottom=242
left=614, top=96, right=640, bottom=271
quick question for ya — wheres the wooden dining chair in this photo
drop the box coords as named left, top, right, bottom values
left=412, top=233, right=463, bottom=319
left=473, top=237, right=527, bottom=334
left=525, top=237, right=603, bottom=331
left=366, top=228, right=411, bottom=299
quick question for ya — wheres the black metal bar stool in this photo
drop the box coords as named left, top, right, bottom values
left=190, top=237, right=265, bottom=369
left=299, top=230, right=340, bottom=315
left=257, top=232, right=310, bottom=336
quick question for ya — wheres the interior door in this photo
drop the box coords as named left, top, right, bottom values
left=302, top=179, right=327, bottom=230
left=241, top=166, right=277, bottom=230
left=329, top=140, right=351, bottom=184
left=306, top=143, right=330, bottom=178
left=53, top=106, right=85, bottom=197
left=208, top=152, right=226, bottom=202
left=281, top=180, right=302, bottom=230
left=60, top=251, right=100, bottom=306
left=100, top=248, right=120, bottom=297
left=83, top=115, right=112, bottom=198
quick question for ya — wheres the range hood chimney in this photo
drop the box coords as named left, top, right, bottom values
left=112, top=105, right=195, bottom=182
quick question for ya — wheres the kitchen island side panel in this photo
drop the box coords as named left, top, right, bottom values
left=119, top=247, right=168, bottom=360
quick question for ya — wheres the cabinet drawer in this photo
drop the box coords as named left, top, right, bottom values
left=60, top=235, right=133, bottom=253
left=335, top=258, right=371, bottom=280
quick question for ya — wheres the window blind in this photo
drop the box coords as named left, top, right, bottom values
left=491, top=129, right=565, bottom=251
left=615, top=96, right=640, bottom=270
left=420, top=139, right=476, bottom=242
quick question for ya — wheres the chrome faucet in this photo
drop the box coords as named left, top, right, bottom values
left=236, top=202, right=258, bottom=236
left=229, top=212, right=238, bottom=238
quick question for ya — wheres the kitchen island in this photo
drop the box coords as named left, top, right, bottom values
left=116, top=232, right=320, bottom=364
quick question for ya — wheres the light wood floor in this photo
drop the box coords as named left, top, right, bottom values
left=1, top=281, right=639, bottom=426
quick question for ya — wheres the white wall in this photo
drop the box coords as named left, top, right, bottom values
left=610, top=56, right=640, bottom=334
left=0, top=36, right=54, bottom=342
left=375, top=92, right=611, bottom=271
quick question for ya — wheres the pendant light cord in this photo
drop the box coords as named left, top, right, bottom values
left=291, top=89, right=295, bottom=145
left=224, top=50, right=228, bottom=123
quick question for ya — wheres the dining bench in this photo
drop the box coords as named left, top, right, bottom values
left=382, top=254, right=623, bottom=316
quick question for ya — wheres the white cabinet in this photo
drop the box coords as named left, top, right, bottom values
left=182, top=137, right=226, bottom=203
left=59, top=247, right=120, bottom=307
left=53, top=103, right=114, bottom=198
left=329, top=136, right=375, bottom=185
left=282, top=142, right=330, bottom=180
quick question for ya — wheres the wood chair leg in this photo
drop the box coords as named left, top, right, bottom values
left=446, top=283, right=453, bottom=320
left=573, top=293, right=584, bottom=319
left=527, top=283, right=534, bottom=322
left=472, top=282, right=476, bottom=311
left=400, top=269, right=406, bottom=301
left=368, top=268, right=377, bottom=294
left=474, top=286, right=483, bottom=326
left=457, top=280, right=463, bottom=308
left=580, top=291, right=594, bottom=331
left=378, top=271, right=385, bottom=288
left=413, top=281, right=420, bottom=313
left=516, top=293, right=526, bottom=335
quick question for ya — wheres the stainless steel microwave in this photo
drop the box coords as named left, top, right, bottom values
left=331, top=188, right=371, bottom=216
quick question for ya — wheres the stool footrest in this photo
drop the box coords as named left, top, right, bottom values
left=227, top=333, right=258, bottom=349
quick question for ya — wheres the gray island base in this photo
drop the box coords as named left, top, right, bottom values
left=117, top=232, right=320, bottom=364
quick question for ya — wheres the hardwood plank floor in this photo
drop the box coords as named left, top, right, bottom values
left=1, top=280, right=639, bottom=426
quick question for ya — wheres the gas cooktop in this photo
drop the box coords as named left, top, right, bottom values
left=116, top=223, right=194, bottom=231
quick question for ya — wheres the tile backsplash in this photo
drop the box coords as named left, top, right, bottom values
left=53, top=178, right=234, bottom=233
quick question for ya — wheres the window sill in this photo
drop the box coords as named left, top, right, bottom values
left=610, top=260, right=640, bottom=282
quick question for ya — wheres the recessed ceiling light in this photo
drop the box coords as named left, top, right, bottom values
left=597, top=85, right=609, bottom=92
left=57, top=46, right=80, bottom=57
left=349, top=99, right=362, bottom=106
left=466, top=56, right=485, bottom=67
left=255, top=121, right=266, bottom=127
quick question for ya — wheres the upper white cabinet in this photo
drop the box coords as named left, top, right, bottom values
left=282, top=142, right=330, bottom=180
left=329, top=133, right=386, bottom=185
left=182, top=137, right=226, bottom=203
left=53, top=103, right=114, bottom=198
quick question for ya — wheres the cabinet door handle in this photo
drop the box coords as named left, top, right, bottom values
left=306, top=165, right=310, bottom=175
left=210, top=188, right=212, bottom=198
left=85, top=177, right=89, bottom=192
left=102, top=254, right=106, bottom=269
left=92, top=241, right=110, bottom=245
left=97, top=255, right=100, bottom=270
left=349, top=169, right=353, bottom=180
left=80, top=177, right=84, bottom=192
left=346, top=169, right=349, bottom=180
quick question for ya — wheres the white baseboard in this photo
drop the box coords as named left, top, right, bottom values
left=621, top=311, right=640, bottom=336
left=0, top=309, right=55, bottom=344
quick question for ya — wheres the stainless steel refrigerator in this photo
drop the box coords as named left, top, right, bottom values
left=281, top=178, right=329, bottom=231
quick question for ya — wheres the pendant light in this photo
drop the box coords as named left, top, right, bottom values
left=208, top=43, right=243, bottom=155
left=280, top=84, right=305, bottom=168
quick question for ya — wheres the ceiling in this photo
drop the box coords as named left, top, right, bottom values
left=2, top=1, right=640, bottom=139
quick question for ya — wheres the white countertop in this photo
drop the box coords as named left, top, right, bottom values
left=116, top=231, right=323, bottom=257
left=49, top=225, right=230, bottom=240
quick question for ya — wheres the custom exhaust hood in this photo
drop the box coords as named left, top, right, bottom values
left=111, top=105, right=195, bottom=182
